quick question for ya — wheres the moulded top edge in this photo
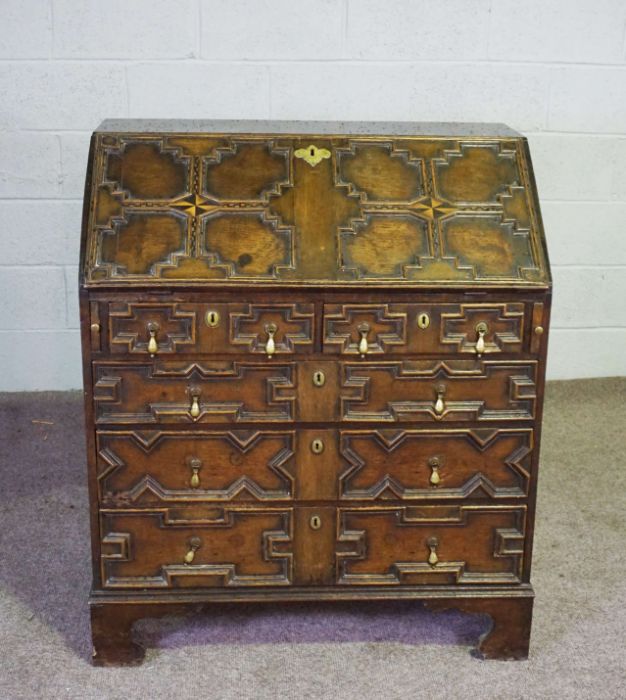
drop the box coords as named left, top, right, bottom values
left=95, top=119, right=523, bottom=138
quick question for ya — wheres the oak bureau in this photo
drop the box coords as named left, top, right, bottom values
left=79, top=120, right=551, bottom=665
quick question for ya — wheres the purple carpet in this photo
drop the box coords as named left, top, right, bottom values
left=0, top=392, right=486, bottom=661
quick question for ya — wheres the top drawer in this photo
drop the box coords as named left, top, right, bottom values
left=106, top=301, right=314, bottom=356
left=323, top=302, right=541, bottom=357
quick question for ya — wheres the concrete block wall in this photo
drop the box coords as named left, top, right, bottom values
left=1, top=0, right=625, bottom=390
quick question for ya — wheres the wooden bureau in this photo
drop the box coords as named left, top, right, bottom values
left=79, top=120, right=551, bottom=664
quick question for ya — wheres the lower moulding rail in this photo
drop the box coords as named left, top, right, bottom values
left=89, top=584, right=534, bottom=666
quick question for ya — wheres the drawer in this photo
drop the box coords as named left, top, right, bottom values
left=323, top=302, right=539, bottom=356
left=100, top=507, right=294, bottom=588
left=106, top=301, right=314, bottom=356
left=99, top=504, right=526, bottom=589
left=337, top=359, right=537, bottom=422
left=336, top=505, right=526, bottom=585
left=95, top=427, right=532, bottom=506
left=93, top=359, right=537, bottom=424
left=97, top=430, right=296, bottom=505
left=93, top=360, right=296, bottom=424
left=337, top=428, right=533, bottom=500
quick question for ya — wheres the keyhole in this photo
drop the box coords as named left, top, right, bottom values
left=206, top=310, right=220, bottom=327
left=417, top=312, right=430, bottom=329
left=310, top=147, right=315, bottom=156
left=313, top=370, right=326, bottom=387
left=310, top=515, right=322, bottom=530
left=311, top=438, right=324, bottom=454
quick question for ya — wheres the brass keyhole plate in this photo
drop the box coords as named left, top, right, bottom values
left=205, top=310, right=220, bottom=327
left=417, top=313, right=430, bottom=329
left=312, top=370, right=326, bottom=387
left=294, top=145, right=331, bottom=167
left=311, top=438, right=324, bottom=454
left=310, top=515, right=322, bottom=530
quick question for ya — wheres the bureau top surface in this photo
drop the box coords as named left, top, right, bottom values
left=81, top=121, right=550, bottom=289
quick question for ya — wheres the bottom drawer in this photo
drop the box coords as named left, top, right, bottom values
left=336, top=505, right=526, bottom=586
left=99, top=505, right=526, bottom=589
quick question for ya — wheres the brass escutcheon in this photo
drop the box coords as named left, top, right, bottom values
left=311, top=438, right=324, bottom=454
left=205, top=310, right=220, bottom=327
left=310, top=515, right=322, bottom=530
left=417, top=312, right=430, bottom=329
left=294, top=145, right=331, bottom=167
left=312, top=369, right=326, bottom=387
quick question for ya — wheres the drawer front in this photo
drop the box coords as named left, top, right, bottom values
left=338, top=428, right=533, bottom=500
left=97, top=430, right=296, bottom=505
left=93, top=361, right=296, bottom=424
left=95, top=427, right=532, bottom=505
left=107, top=301, right=314, bottom=356
left=338, top=359, right=537, bottom=422
left=99, top=505, right=525, bottom=589
left=93, top=359, right=536, bottom=424
left=100, top=507, right=294, bottom=588
left=323, top=302, right=531, bottom=356
left=337, top=505, right=526, bottom=585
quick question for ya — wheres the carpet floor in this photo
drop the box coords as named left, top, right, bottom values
left=0, top=378, right=625, bottom=699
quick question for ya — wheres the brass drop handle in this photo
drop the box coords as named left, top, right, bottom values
left=184, top=536, right=202, bottom=565
left=189, top=457, right=202, bottom=488
left=427, top=536, right=439, bottom=567
left=434, top=384, right=446, bottom=418
left=264, top=322, right=277, bottom=358
left=358, top=322, right=370, bottom=357
left=428, top=457, right=441, bottom=486
left=475, top=321, right=488, bottom=356
left=147, top=321, right=159, bottom=356
left=189, top=387, right=201, bottom=419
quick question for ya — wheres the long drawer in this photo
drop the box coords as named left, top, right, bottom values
left=99, top=505, right=526, bottom=589
left=92, top=359, right=538, bottom=424
left=96, top=427, right=534, bottom=505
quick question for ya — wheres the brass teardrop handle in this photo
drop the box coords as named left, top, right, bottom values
left=358, top=322, right=370, bottom=357
left=184, top=536, right=202, bottom=565
left=147, top=321, right=159, bottom=356
left=434, top=384, right=446, bottom=418
left=264, top=322, right=277, bottom=358
left=427, top=536, right=439, bottom=566
left=189, top=386, right=201, bottom=419
left=475, top=321, right=488, bottom=355
left=188, top=457, right=202, bottom=488
left=428, top=457, right=441, bottom=486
